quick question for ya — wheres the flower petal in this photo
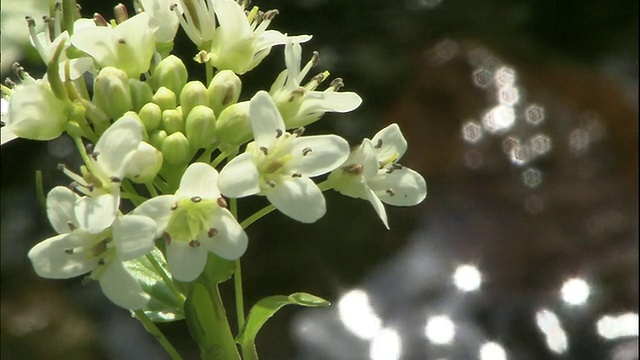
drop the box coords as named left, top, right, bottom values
left=133, top=195, right=177, bottom=238
left=200, top=209, right=248, bottom=260
left=266, top=176, right=326, bottom=223
left=365, top=187, right=389, bottom=229
left=371, top=123, right=408, bottom=163
left=99, top=261, right=150, bottom=309
left=165, top=241, right=208, bottom=281
left=112, top=215, right=157, bottom=261
left=70, top=26, right=118, bottom=66
left=177, top=162, right=220, bottom=199
left=288, top=135, right=349, bottom=177
left=284, top=39, right=301, bottom=86
left=93, top=116, right=142, bottom=178
left=250, top=91, right=285, bottom=149
left=300, top=91, right=363, bottom=114
left=368, top=167, right=427, bottom=206
left=218, top=152, right=260, bottom=198
left=28, top=233, right=96, bottom=279
left=75, top=193, right=118, bottom=234
left=46, top=186, right=80, bottom=234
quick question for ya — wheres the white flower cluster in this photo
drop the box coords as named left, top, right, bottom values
left=2, top=0, right=426, bottom=310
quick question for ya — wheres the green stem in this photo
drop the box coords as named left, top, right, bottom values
left=240, top=205, right=276, bottom=229
left=121, top=180, right=148, bottom=207
left=206, top=64, right=214, bottom=86
left=134, top=310, right=183, bottom=360
left=210, top=151, right=228, bottom=168
left=71, top=135, right=93, bottom=171
left=145, top=253, right=185, bottom=303
left=234, top=260, right=245, bottom=330
left=35, top=170, right=46, bottom=216
left=145, top=182, right=160, bottom=198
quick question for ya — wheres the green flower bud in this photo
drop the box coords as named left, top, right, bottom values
left=207, top=70, right=242, bottom=116
left=122, top=111, right=150, bottom=142
left=214, top=101, right=252, bottom=147
left=129, top=79, right=153, bottom=112
left=161, top=132, right=190, bottom=165
left=185, top=105, right=216, bottom=150
left=161, top=108, right=184, bottom=134
left=139, top=102, right=162, bottom=133
left=152, top=86, right=177, bottom=111
left=93, top=67, right=133, bottom=120
left=151, top=54, right=188, bottom=95
left=125, top=142, right=163, bottom=183
left=179, top=81, right=208, bottom=118
left=149, top=129, right=168, bottom=149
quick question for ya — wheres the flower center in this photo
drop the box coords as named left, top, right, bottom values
left=166, top=197, right=217, bottom=242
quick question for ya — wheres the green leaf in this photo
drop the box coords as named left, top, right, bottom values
left=201, top=252, right=236, bottom=286
left=124, top=248, right=184, bottom=322
left=236, top=292, right=330, bottom=346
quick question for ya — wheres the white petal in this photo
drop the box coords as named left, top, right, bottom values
left=284, top=39, right=301, bottom=84
left=1, top=127, right=18, bottom=145
left=112, top=215, right=157, bottom=261
left=354, top=139, right=380, bottom=178
left=288, top=135, right=349, bottom=177
left=214, top=0, right=252, bottom=40
left=93, top=116, right=142, bottom=178
left=365, top=187, right=389, bottom=229
left=99, top=261, right=150, bottom=309
left=200, top=209, right=248, bottom=260
left=250, top=91, right=285, bottom=149
left=112, top=13, right=155, bottom=75
left=141, top=0, right=180, bottom=42
left=46, top=186, right=80, bottom=234
left=254, top=30, right=288, bottom=53
left=165, top=241, right=208, bottom=281
left=368, top=167, right=427, bottom=206
left=133, top=195, right=177, bottom=238
left=371, top=123, right=408, bottom=162
left=28, top=233, right=96, bottom=279
left=70, top=26, right=118, bottom=66
left=75, top=193, right=118, bottom=234
left=266, top=177, right=325, bottom=223
left=177, top=162, right=220, bottom=199
left=300, top=91, right=362, bottom=114
left=218, top=152, right=260, bottom=198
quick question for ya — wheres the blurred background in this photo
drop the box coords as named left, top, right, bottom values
left=1, top=0, right=637, bottom=359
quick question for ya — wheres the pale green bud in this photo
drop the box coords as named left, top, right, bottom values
left=149, top=129, right=168, bottom=149
left=93, top=67, right=133, bottom=119
left=129, top=79, right=153, bottom=112
left=152, top=54, right=188, bottom=95
left=125, top=142, right=163, bottom=183
left=179, top=81, right=208, bottom=118
left=207, top=70, right=242, bottom=116
left=214, top=101, right=251, bottom=147
left=139, top=102, right=162, bottom=133
left=161, top=108, right=184, bottom=134
left=152, top=86, right=177, bottom=111
left=185, top=105, right=216, bottom=150
left=161, top=132, right=190, bottom=164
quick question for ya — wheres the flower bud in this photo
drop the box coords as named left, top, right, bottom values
left=185, top=105, right=216, bottom=150
left=161, top=132, right=190, bottom=164
left=152, top=54, right=188, bottom=95
left=139, top=102, right=162, bottom=133
left=207, top=70, right=242, bottom=116
left=149, top=129, right=168, bottom=149
left=161, top=108, right=184, bottom=134
left=129, top=79, right=153, bottom=112
left=152, top=86, right=177, bottom=111
left=124, top=142, right=163, bottom=183
left=122, top=111, right=150, bottom=142
left=179, top=81, right=208, bottom=118
left=93, top=67, right=133, bottom=120
left=214, top=101, right=252, bottom=147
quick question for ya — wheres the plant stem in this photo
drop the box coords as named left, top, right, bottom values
left=240, top=204, right=276, bottom=229
left=134, top=310, right=183, bottom=360
left=145, top=253, right=185, bottom=303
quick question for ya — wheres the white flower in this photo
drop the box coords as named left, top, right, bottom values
left=28, top=186, right=157, bottom=310
left=2, top=75, right=69, bottom=145
left=270, top=39, right=362, bottom=128
left=218, top=91, right=349, bottom=223
left=134, top=163, right=248, bottom=282
left=140, top=0, right=180, bottom=43
left=206, top=0, right=311, bottom=74
left=328, top=124, right=427, bottom=229
left=59, top=116, right=143, bottom=233
left=70, top=13, right=155, bottom=78
left=172, top=0, right=215, bottom=49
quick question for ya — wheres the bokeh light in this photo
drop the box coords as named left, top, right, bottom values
left=338, top=289, right=383, bottom=340
left=479, top=341, right=508, bottom=360
left=535, top=309, right=569, bottom=354
left=560, top=277, right=591, bottom=306
left=424, top=315, right=456, bottom=345
left=369, top=327, right=402, bottom=360
left=452, top=264, right=482, bottom=292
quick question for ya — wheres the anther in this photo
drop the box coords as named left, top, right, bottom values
left=170, top=3, right=178, bottom=11
left=162, top=232, right=172, bottom=244
left=57, top=163, right=66, bottom=171
left=85, top=143, right=94, bottom=155
left=25, top=16, right=36, bottom=27
left=374, top=139, right=383, bottom=149
left=69, top=181, right=79, bottom=190
left=217, top=197, right=228, bottom=208
left=266, top=180, right=276, bottom=188
left=302, top=147, right=312, bottom=156
left=290, top=87, right=305, bottom=101
left=311, top=51, right=320, bottom=66
left=343, top=164, right=363, bottom=175
left=330, top=78, right=344, bottom=91
left=264, top=9, right=279, bottom=20
left=386, top=189, right=395, bottom=196
left=170, top=202, right=178, bottom=210
left=293, top=127, right=305, bottom=137
left=310, top=73, right=325, bottom=83
left=97, top=258, right=106, bottom=266
left=110, top=176, right=122, bottom=183
left=67, top=221, right=77, bottom=231
left=385, top=167, right=395, bottom=174
left=259, top=146, right=269, bottom=155
left=90, top=151, right=100, bottom=161
left=93, top=13, right=109, bottom=27
left=189, top=240, right=201, bottom=247
left=208, top=228, right=218, bottom=237
left=191, top=196, right=202, bottom=203
left=276, top=129, right=283, bottom=138
left=392, top=163, right=403, bottom=170
left=292, top=173, right=302, bottom=178
left=64, top=248, right=74, bottom=254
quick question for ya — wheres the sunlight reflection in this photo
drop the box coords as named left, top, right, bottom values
left=535, top=309, right=569, bottom=354
left=560, top=277, right=591, bottom=306
left=483, top=105, right=516, bottom=133
left=453, top=264, right=482, bottom=292
left=338, top=289, right=383, bottom=340
left=596, top=313, right=639, bottom=340
left=424, top=315, right=456, bottom=345
left=494, top=66, right=516, bottom=88
left=462, top=121, right=484, bottom=143
left=525, top=104, right=545, bottom=125
left=522, top=168, right=543, bottom=188
left=498, top=87, right=520, bottom=106
left=479, top=341, right=508, bottom=360
left=529, top=134, right=552, bottom=156
left=370, top=327, right=402, bottom=360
